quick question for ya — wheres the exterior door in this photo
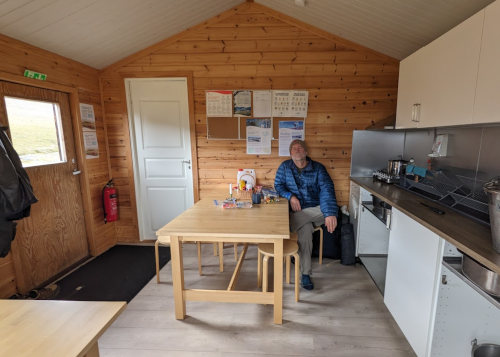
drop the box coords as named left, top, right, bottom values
left=126, top=78, right=194, bottom=240
left=0, top=81, right=88, bottom=293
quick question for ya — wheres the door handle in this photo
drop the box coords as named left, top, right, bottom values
left=72, top=170, right=81, bottom=175
left=182, top=160, right=191, bottom=169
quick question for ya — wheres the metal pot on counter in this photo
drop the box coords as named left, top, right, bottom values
left=484, top=177, right=500, bottom=253
left=462, top=253, right=500, bottom=298
left=471, top=338, right=500, bottom=357
left=387, top=159, right=409, bottom=176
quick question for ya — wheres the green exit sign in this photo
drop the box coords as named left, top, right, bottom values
left=24, top=69, right=47, bottom=80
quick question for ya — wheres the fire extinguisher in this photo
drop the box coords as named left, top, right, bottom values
left=102, top=179, right=118, bottom=223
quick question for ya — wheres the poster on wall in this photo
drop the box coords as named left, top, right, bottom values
left=83, top=131, right=99, bottom=159
left=79, top=103, right=96, bottom=131
left=246, top=118, right=272, bottom=155
left=206, top=90, right=233, bottom=117
left=252, top=90, right=272, bottom=117
left=80, top=103, right=99, bottom=159
left=289, top=90, right=308, bottom=117
left=278, top=120, right=304, bottom=156
left=233, top=90, right=252, bottom=116
left=272, top=90, right=291, bottom=117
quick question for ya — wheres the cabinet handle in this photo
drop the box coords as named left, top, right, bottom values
left=386, top=211, right=392, bottom=230
left=411, top=103, right=421, bottom=122
left=441, top=274, right=448, bottom=285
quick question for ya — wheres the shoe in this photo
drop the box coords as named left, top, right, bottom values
left=301, top=274, right=314, bottom=290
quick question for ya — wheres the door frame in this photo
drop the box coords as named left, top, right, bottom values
left=0, top=72, right=95, bottom=291
left=119, top=72, right=199, bottom=240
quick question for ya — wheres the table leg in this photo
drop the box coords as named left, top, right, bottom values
left=170, top=235, right=186, bottom=319
left=83, top=341, right=99, bottom=356
left=218, top=242, right=224, bottom=272
left=273, top=239, right=283, bottom=324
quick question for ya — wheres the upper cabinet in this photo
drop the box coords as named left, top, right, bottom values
left=474, top=0, right=500, bottom=124
left=396, top=9, right=484, bottom=129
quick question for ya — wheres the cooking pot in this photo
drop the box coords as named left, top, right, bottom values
left=462, top=253, right=500, bottom=297
left=471, top=338, right=500, bottom=357
left=484, top=177, right=500, bottom=253
left=387, top=159, right=408, bottom=176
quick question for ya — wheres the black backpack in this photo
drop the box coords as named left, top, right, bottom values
left=312, top=212, right=356, bottom=265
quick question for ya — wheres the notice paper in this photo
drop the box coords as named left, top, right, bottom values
left=279, top=120, right=304, bottom=156
left=246, top=118, right=272, bottom=155
left=233, top=90, right=252, bottom=116
left=79, top=103, right=96, bottom=131
left=290, top=90, right=308, bottom=117
left=272, top=90, right=291, bottom=117
left=252, top=90, right=272, bottom=117
left=83, top=131, right=99, bottom=159
left=206, top=90, right=233, bottom=117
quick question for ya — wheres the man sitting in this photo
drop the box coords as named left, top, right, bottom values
left=274, top=139, right=338, bottom=290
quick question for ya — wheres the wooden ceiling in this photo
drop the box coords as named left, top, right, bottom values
left=0, top=0, right=494, bottom=69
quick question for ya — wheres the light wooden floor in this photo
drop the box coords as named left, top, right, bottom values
left=99, top=244, right=416, bottom=357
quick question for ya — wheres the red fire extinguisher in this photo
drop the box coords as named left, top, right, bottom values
left=102, top=179, right=118, bottom=223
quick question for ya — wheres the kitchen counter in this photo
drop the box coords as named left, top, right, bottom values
left=351, top=177, right=500, bottom=275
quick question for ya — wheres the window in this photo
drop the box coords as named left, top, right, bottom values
left=4, top=97, right=66, bottom=167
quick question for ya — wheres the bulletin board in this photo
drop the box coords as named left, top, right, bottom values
left=206, top=90, right=308, bottom=140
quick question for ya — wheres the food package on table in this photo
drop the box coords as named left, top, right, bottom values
left=213, top=199, right=252, bottom=209
left=261, top=187, right=280, bottom=204
left=236, top=169, right=255, bottom=191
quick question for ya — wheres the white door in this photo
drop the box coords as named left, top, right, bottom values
left=126, top=78, right=194, bottom=240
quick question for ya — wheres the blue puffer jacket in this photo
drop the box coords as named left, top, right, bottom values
left=274, top=157, right=338, bottom=217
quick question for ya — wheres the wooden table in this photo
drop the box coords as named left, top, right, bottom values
left=0, top=300, right=126, bottom=357
left=156, top=198, right=290, bottom=324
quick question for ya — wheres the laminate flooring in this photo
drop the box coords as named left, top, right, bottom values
left=99, top=243, right=416, bottom=357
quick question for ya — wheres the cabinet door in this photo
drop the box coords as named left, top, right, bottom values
left=430, top=265, right=500, bottom=356
left=349, top=182, right=360, bottom=251
left=395, top=47, right=428, bottom=129
left=357, top=205, right=389, bottom=255
left=417, top=9, right=483, bottom=128
left=474, top=0, right=500, bottom=124
left=384, top=208, right=444, bottom=357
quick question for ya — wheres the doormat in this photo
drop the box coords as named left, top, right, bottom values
left=14, top=245, right=170, bottom=303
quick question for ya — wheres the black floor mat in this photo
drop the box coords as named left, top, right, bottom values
left=51, top=245, right=170, bottom=302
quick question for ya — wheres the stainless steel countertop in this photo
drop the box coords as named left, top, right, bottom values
left=351, top=177, right=500, bottom=275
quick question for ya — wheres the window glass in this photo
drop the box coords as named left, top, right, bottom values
left=4, top=97, right=66, bottom=167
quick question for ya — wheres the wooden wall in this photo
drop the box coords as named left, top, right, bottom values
left=0, top=34, right=114, bottom=297
left=100, top=2, right=399, bottom=242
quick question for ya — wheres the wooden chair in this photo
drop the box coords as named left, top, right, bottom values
left=155, top=239, right=238, bottom=283
left=257, top=233, right=300, bottom=302
left=314, top=225, right=324, bottom=264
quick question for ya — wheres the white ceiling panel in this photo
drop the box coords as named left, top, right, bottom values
left=0, top=0, right=243, bottom=69
left=0, top=0, right=495, bottom=69
left=255, top=0, right=495, bottom=60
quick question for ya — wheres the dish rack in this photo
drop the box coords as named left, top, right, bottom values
left=399, top=170, right=490, bottom=225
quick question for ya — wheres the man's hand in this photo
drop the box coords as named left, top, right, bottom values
left=325, top=216, right=337, bottom=233
left=290, top=196, right=301, bottom=212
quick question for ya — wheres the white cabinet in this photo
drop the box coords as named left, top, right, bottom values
left=349, top=181, right=361, bottom=249
left=357, top=204, right=389, bottom=255
left=474, top=0, right=500, bottom=124
left=395, top=46, right=430, bottom=129
left=430, top=265, right=500, bottom=356
left=384, top=208, right=444, bottom=357
left=396, top=9, right=484, bottom=128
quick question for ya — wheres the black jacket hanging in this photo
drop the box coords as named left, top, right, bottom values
left=0, top=129, right=37, bottom=257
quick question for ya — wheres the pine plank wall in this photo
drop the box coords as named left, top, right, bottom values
left=0, top=34, right=114, bottom=297
left=100, top=2, right=399, bottom=242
